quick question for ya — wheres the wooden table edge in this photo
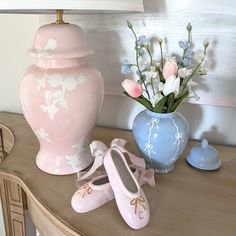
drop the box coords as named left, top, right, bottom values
left=0, top=169, right=84, bottom=236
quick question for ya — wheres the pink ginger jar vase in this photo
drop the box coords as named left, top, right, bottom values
left=20, top=23, right=104, bottom=175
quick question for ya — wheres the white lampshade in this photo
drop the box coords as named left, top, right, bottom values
left=0, top=0, right=144, bottom=13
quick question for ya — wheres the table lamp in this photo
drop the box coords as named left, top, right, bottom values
left=0, top=1, right=144, bottom=175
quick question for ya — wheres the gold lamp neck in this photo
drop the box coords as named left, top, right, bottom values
left=55, top=10, right=66, bottom=24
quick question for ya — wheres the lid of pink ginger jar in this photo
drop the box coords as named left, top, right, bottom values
left=29, top=23, right=94, bottom=59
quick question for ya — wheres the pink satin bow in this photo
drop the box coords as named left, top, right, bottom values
left=76, top=139, right=156, bottom=188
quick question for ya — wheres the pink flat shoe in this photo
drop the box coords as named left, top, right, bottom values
left=71, top=173, right=114, bottom=213
left=71, top=139, right=155, bottom=215
left=72, top=167, right=138, bottom=213
left=104, top=146, right=150, bottom=229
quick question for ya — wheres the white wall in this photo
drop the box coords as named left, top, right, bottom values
left=0, top=14, right=38, bottom=113
left=0, top=2, right=236, bottom=236
left=0, top=2, right=236, bottom=147
left=97, top=96, right=236, bottom=146
left=38, top=0, right=236, bottom=146
left=0, top=14, right=39, bottom=236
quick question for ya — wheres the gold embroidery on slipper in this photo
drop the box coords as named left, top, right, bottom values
left=130, top=197, right=146, bottom=215
left=77, top=183, right=92, bottom=198
left=139, top=211, right=144, bottom=219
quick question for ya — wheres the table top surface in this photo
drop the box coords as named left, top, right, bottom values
left=0, top=112, right=236, bottom=236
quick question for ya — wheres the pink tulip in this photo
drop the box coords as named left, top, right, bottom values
left=162, top=58, right=178, bottom=79
left=122, top=79, right=143, bottom=98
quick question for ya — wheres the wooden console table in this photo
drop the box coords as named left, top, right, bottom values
left=0, top=112, right=236, bottom=236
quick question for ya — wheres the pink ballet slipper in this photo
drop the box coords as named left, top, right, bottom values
left=71, top=139, right=155, bottom=215
left=104, top=146, right=150, bottom=229
left=72, top=167, right=138, bottom=213
left=71, top=174, right=114, bottom=213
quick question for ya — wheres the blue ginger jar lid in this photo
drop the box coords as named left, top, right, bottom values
left=186, top=139, right=222, bottom=170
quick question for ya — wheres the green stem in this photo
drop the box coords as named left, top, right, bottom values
left=130, top=26, right=138, bottom=42
left=182, top=49, right=186, bottom=59
left=145, top=46, right=155, bottom=95
left=130, top=27, right=150, bottom=99
left=182, top=61, right=203, bottom=88
left=157, top=68, right=165, bottom=83
left=159, top=43, right=164, bottom=69
left=146, top=46, right=153, bottom=65
left=188, top=31, right=191, bottom=43
left=130, top=63, right=138, bottom=67
left=151, top=78, right=155, bottom=95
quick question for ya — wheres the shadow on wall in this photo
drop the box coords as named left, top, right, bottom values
left=202, top=126, right=227, bottom=145
left=177, top=102, right=228, bottom=145
left=143, top=0, right=166, bottom=13
left=177, top=103, right=203, bottom=138
left=86, top=30, right=136, bottom=125
left=86, top=30, right=123, bottom=84
left=97, top=95, right=140, bottom=130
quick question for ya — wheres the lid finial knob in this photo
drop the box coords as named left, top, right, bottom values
left=201, top=139, right=209, bottom=148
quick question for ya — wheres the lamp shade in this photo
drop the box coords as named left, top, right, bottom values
left=0, top=0, right=144, bottom=13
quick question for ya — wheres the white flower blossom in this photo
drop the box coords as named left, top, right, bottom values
left=193, top=50, right=205, bottom=63
left=162, top=76, right=180, bottom=97
left=153, top=60, right=160, bottom=68
left=150, top=93, right=164, bottom=108
left=200, top=60, right=208, bottom=75
left=187, top=79, right=198, bottom=87
left=187, top=79, right=199, bottom=101
left=178, top=68, right=192, bottom=78
left=143, top=66, right=158, bottom=79
left=188, top=86, right=200, bottom=101
left=142, top=79, right=164, bottom=108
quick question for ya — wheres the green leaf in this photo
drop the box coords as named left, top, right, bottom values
left=175, top=87, right=188, bottom=100
left=123, top=92, right=153, bottom=110
left=167, top=93, right=175, bottom=113
left=153, top=97, right=167, bottom=113
left=158, top=69, right=165, bottom=83
left=169, top=91, right=189, bottom=112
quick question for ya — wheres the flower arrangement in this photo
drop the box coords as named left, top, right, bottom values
left=121, top=22, right=209, bottom=113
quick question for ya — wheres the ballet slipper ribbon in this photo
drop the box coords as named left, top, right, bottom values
left=137, top=167, right=156, bottom=187
left=77, top=139, right=129, bottom=181
left=111, top=139, right=146, bottom=169
left=77, top=141, right=108, bottom=181
left=77, top=139, right=155, bottom=187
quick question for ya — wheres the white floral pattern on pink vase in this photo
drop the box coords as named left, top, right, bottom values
left=20, top=23, right=104, bottom=175
left=37, top=73, right=86, bottom=120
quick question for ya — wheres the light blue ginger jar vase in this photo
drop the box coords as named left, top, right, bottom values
left=132, top=109, right=190, bottom=173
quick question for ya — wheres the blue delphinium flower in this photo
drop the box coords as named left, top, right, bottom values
left=175, top=55, right=182, bottom=64
left=121, top=60, right=132, bottom=74
left=185, top=50, right=194, bottom=58
left=179, top=40, right=190, bottom=50
left=183, top=58, right=191, bottom=66
left=137, top=35, right=148, bottom=46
